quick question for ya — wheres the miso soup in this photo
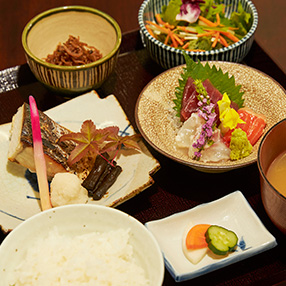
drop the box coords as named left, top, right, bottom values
left=266, top=151, right=286, bottom=197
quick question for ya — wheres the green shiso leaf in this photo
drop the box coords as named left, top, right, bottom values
left=173, top=53, right=245, bottom=117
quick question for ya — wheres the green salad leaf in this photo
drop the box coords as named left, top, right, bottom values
left=157, top=0, right=252, bottom=51
left=200, top=0, right=225, bottom=21
left=161, top=0, right=182, bottom=25
left=230, top=3, right=253, bottom=36
left=173, top=53, right=245, bottom=117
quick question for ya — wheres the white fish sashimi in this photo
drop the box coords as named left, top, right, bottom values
left=199, top=130, right=231, bottom=163
left=175, top=113, right=204, bottom=149
left=175, top=112, right=230, bottom=162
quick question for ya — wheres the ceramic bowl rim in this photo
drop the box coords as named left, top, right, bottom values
left=257, top=118, right=286, bottom=201
left=22, top=5, right=122, bottom=71
left=0, top=204, right=165, bottom=284
left=135, top=61, right=280, bottom=173
left=138, top=0, right=258, bottom=56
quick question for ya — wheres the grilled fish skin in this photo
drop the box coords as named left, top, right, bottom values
left=8, top=103, right=77, bottom=178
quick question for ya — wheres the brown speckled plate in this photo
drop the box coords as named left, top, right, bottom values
left=135, top=62, right=286, bottom=172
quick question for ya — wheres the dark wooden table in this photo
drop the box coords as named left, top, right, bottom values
left=0, top=1, right=286, bottom=285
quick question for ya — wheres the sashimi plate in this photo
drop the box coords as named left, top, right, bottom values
left=0, top=91, right=160, bottom=233
left=145, top=191, right=277, bottom=282
left=135, top=62, right=286, bottom=172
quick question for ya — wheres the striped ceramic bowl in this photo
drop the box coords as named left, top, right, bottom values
left=138, top=0, right=258, bottom=69
left=22, top=6, right=121, bottom=94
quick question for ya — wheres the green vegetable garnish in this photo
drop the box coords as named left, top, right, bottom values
left=173, top=53, right=244, bottom=117
left=229, top=128, right=252, bottom=160
left=205, top=225, right=238, bottom=255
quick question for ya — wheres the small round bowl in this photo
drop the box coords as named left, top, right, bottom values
left=257, top=119, right=286, bottom=235
left=22, top=6, right=122, bottom=94
left=0, top=204, right=164, bottom=285
left=138, top=0, right=258, bottom=69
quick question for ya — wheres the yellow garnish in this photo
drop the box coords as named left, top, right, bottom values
left=217, top=93, right=245, bottom=130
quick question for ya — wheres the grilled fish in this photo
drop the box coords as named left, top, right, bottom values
left=8, top=103, right=92, bottom=179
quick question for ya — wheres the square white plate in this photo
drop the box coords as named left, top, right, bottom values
left=145, top=191, right=277, bottom=282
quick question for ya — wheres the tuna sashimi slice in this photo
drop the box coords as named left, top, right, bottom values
left=180, top=77, right=199, bottom=122
left=180, top=77, right=239, bottom=123
left=180, top=78, right=223, bottom=123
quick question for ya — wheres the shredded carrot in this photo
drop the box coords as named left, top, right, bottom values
left=197, top=31, right=216, bottom=37
left=177, top=26, right=197, bottom=34
left=172, top=33, right=184, bottom=46
left=186, top=49, right=206, bottom=52
left=212, top=32, right=220, bottom=48
left=146, top=25, right=156, bottom=38
left=155, top=13, right=165, bottom=25
left=146, top=21, right=169, bottom=34
left=154, top=14, right=175, bottom=29
left=219, top=35, right=229, bottom=47
left=199, top=15, right=217, bottom=27
left=164, top=22, right=175, bottom=29
left=164, top=34, right=170, bottom=45
left=182, top=41, right=190, bottom=49
left=186, top=224, right=211, bottom=250
left=145, top=11, right=241, bottom=52
left=169, top=32, right=178, bottom=47
left=219, top=31, right=240, bottom=42
left=216, top=13, right=221, bottom=26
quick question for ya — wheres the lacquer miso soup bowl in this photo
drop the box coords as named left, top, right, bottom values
left=138, top=0, right=258, bottom=69
left=22, top=6, right=121, bottom=94
left=257, top=118, right=286, bottom=235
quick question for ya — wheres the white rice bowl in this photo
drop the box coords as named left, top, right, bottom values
left=0, top=204, right=164, bottom=285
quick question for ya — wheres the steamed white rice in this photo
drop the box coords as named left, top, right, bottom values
left=10, top=228, right=149, bottom=286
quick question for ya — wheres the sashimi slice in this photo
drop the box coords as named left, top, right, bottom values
left=203, top=79, right=222, bottom=121
left=175, top=113, right=205, bottom=149
left=180, top=77, right=199, bottom=122
left=180, top=77, right=240, bottom=124
left=199, top=132, right=231, bottom=162
left=223, top=107, right=266, bottom=146
left=237, top=107, right=266, bottom=145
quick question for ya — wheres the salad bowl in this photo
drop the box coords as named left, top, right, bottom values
left=135, top=61, right=286, bottom=172
left=138, top=0, right=258, bottom=69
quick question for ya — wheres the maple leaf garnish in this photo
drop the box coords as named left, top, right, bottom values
left=101, top=133, right=142, bottom=157
left=59, top=120, right=141, bottom=166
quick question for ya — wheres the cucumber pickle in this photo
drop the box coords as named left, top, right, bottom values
left=205, top=225, right=238, bottom=255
